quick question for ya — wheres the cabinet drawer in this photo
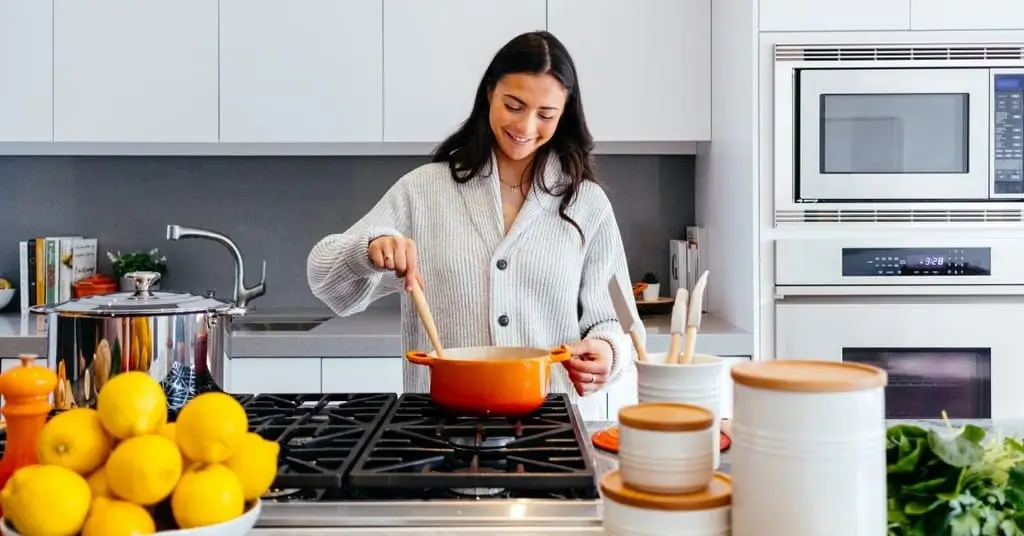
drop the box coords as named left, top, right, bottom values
left=321, top=358, right=403, bottom=394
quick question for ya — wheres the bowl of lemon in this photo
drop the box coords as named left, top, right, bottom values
left=0, top=373, right=279, bottom=536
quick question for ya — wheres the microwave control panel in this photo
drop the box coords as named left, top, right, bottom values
left=841, top=247, right=991, bottom=277
left=993, top=74, right=1024, bottom=194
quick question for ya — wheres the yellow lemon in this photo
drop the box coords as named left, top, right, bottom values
left=81, top=497, right=155, bottom=536
left=105, top=435, right=182, bottom=506
left=157, top=422, right=192, bottom=467
left=0, top=464, right=91, bottom=536
left=96, top=371, right=168, bottom=439
left=224, top=432, right=280, bottom=501
left=175, top=392, right=248, bottom=463
left=171, top=463, right=245, bottom=529
left=36, top=408, right=114, bottom=475
left=85, top=466, right=111, bottom=498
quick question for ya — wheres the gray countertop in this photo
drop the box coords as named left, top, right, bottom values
left=0, top=306, right=753, bottom=359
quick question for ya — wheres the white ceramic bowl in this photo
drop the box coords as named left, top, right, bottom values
left=0, top=289, right=14, bottom=311
left=618, top=402, right=716, bottom=494
left=1, top=499, right=261, bottom=536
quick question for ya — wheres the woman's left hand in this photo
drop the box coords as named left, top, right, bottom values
left=563, top=339, right=613, bottom=396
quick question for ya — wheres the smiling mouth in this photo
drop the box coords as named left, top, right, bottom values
left=504, top=129, right=534, bottom=145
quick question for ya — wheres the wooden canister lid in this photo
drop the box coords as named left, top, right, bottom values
left=600, top=470, right=732, bottom=511
left=731, top=360, right=887, bottom=393
left=618, top=402, right=713, bottom=432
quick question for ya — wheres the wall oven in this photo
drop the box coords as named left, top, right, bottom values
left=773, top=43, right=1024, bottom=224
left=773, top=236, right=1024, bottom=419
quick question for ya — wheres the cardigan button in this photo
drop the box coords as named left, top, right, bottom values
left=497, top=315, right=510, bottom=327
left=496, top=259, right=508, bottom=270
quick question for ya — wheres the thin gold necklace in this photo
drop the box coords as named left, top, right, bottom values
left=498, top=177, right=525, bottom=191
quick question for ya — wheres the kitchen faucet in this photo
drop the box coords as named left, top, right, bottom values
left=166, top=224, right=267, bottom=309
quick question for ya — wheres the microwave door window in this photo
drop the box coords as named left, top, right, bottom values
left=822, top=115, right=905, bottom=174
left=820, top=94, right=969, bottom=175
left=842, top=348, right=991, bottom=419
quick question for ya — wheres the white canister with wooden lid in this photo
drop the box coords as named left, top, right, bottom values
left=618, top=402, right=715, bottom=494
left=601, top=470, right=732, bottom=536
left=729, top=360, right=887, bottom=536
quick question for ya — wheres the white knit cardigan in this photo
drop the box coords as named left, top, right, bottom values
left=306, top=154, right=643, bottom=420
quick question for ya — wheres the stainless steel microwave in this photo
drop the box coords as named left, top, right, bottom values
left=783, top=66, right=1024, bottom=202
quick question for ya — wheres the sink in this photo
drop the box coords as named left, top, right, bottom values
left=232, top=317, right=331, bottom=332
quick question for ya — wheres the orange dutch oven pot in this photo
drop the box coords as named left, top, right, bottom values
left=405, top=345, right=573, bottom=416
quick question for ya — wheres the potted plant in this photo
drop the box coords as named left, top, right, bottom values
left=107, top=249, right=167, bottom=291
left=640, top=272, right=660, bottom=301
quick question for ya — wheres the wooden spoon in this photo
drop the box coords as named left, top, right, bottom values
left=408, top=279, right=445, bottom=358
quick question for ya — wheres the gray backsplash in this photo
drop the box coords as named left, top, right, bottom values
left=0, top=154, right=694, bottom=310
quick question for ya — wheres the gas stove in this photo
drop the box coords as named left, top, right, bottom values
left=252, top=392, right=600, bottom=501
left=250, top=392, right=604, bottom=533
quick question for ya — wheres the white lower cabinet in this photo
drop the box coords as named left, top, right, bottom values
left=227, top=357, right=404, bottom=395
left=0, top=357, right=46, bottom=371
left=606, top=364, right=638, bottom=420
left=717, top=357, right=749, bottom=420
left=227, top=357, right=321, bottom=394
left=321, top=358, right=404, bottom=394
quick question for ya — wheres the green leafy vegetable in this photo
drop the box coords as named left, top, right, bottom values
left=888, top=419, right=1024, bottom=536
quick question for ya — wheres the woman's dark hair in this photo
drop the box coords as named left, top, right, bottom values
left=430, top=31, right=596, bottom=240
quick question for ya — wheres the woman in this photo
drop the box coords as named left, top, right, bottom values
left=307, top=31, right=643, bottom=420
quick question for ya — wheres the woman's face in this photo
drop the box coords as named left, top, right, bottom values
left=488, top=73, right=568, bottom=162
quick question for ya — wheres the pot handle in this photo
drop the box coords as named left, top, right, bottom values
left=406, top=351, right=436, bottom=366
left=548, top=345, right=572, bottom=364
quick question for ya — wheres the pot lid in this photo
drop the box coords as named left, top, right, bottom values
left=35, top=271, right=235, bottom=317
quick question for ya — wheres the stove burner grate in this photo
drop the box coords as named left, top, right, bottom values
left=347, top=393, right=598, bottom=493
left=238, top=393, right=397, bottom=489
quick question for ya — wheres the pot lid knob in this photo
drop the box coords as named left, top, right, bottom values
left=0, top=354, right=57, bottom=404
left=126, top=271, right=162, bottom=298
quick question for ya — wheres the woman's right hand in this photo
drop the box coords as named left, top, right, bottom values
left=368, top=235, right=423, bottom=291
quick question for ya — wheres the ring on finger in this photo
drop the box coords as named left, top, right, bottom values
left=588, top=372, right=596, bottom=384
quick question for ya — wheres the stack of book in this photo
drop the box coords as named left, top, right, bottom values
left=17, top=236, right=98, bottom=314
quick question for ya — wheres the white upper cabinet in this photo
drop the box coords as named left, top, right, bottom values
left=219, top=0, right=383, bottom=143
left=760, top=0, right=910, bottom=31
left=910, top=0, right=1024, bottom=30
left=382, top=0, right=546, bottom=143
left=548, top=0, right=711, bottom=142
left=0, top=1, right=53, bottom=142
left=53, top=0, right=218, bottom=143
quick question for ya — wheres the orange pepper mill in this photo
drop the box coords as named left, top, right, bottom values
left=0, top=354, right=58, bottom=516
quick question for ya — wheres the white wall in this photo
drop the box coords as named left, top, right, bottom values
left=695, top=0, right=760, bottom=346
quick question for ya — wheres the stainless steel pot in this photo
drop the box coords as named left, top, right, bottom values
left=30, top=225, right=267, bottom=414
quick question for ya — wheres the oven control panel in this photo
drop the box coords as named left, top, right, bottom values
left=842, top=247, right=991, bottom=277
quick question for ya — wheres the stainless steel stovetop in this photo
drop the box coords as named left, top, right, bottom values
left=239, top=393, right=611, bottom=534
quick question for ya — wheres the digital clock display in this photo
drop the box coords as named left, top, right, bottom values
left=908, top=255, right=946, bottom=268
left=841, top=247, right=992, bottom=277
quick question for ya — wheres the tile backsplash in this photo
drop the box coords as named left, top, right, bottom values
left=0, top=154, right=694, bottom=309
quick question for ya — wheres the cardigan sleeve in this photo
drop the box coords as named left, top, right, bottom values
left=577, top=205, right=643, bottom=386
left=307, top=174, right=413, bottom=317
